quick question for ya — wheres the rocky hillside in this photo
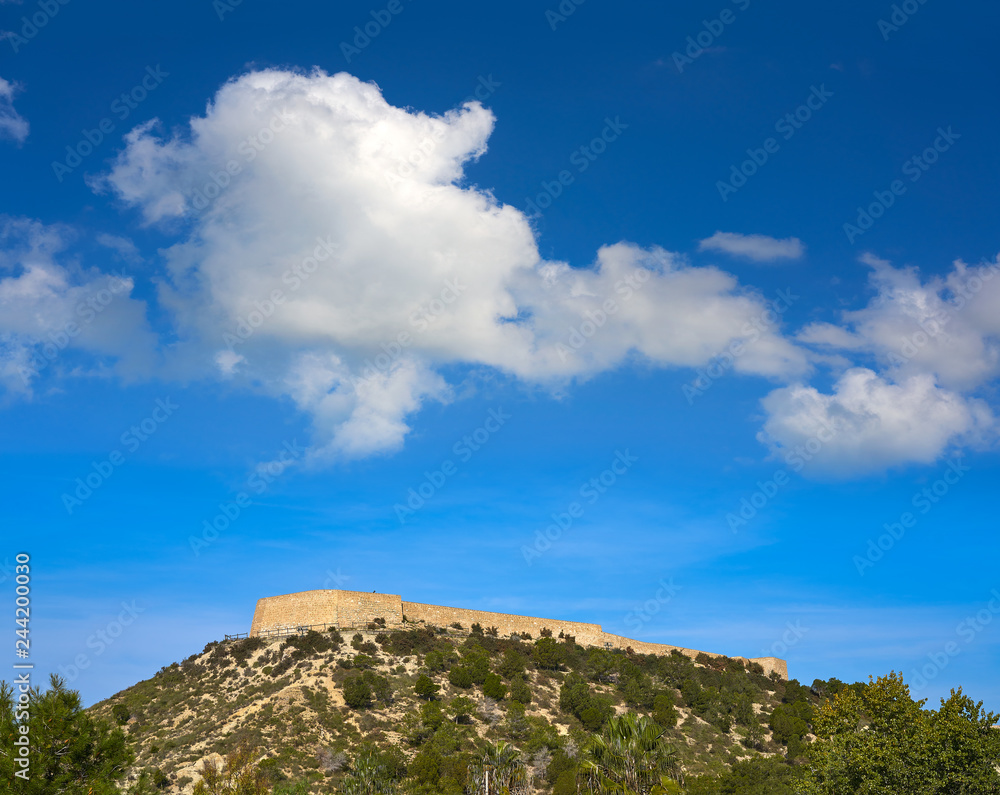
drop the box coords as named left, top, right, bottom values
left=89, top=624, right=827, bottom=793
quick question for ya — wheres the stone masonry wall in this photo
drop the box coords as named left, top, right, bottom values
left=249, top=590, right=787, bottom=679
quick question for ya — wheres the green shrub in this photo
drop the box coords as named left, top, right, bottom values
left=509, top=677, right=532, bottom=705
left=415, top=674, right=440, bottom=700
left=533, top=637, right=566, bottom=670
left=483, top=673, right=507, bottom=701
left=653, top=692, right=678, bottom=728
left=448, top=666, right=474, bottom=689
left=424, top=651, right=446, bottom=672
left=343, top=675, right=371, bottom=709
left=498, top=649, right=526, bottom=680
left=112, top=703, right=130, bottom=725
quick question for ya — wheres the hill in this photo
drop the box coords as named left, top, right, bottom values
left=89, top=624, right=825, bottom=793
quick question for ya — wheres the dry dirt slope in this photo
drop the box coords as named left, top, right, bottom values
left=89, top=626, right=798, bottom=793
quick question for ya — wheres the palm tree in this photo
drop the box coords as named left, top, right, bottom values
left=580, top=712, right=681, bottom=795
left=468, top=740, right=529, bottom=795
left=340, top=747, right=396, bottom=795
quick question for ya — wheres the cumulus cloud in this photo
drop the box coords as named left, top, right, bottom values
left=798, top=254, right=1000, bottom=391
left=0, top=77, right=28, bottom=143
left=757, top=368, right=992, bottom=476
left=698, top=231, right=804, bottom=262
left=0, top=218, right=156, bottom=398
left=762, top=253, right=1000, bottom=474
left=97, top=68, right=808, bottom=460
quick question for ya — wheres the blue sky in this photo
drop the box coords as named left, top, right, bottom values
left=2, top=0, right=999, bottom=710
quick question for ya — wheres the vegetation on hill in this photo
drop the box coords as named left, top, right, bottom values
left=3, top=625, right=998, bottom=794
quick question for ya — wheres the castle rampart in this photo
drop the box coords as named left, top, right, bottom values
left=249, top=589, right=788, bottom=679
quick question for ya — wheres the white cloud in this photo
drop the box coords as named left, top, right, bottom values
left=799, top=253, right=1000, bottom=391
left=698, top=231, right=804, bottom=263
left=0, top=218, right=156, bottom=398
left=763, top=253, right=1000, bottom=474
left=758, top=368, right=993, bottom=476
left=97, top=68, right=808, bottom=460
left=96, top=233, right=143, bottom=266
left=0, top=77, right=28, bottom=144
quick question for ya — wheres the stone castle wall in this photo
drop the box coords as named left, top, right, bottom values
left=249, top=589, right=788, bottom=679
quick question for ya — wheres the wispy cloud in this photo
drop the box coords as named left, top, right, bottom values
left=0, top=77, right=29, bottom=143
left=699, top=231, right=805, bottom=262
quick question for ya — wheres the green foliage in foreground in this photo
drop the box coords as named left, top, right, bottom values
left=798, top=672, right=1000, bottom=795
left=0, top=674, right=134, bottom=795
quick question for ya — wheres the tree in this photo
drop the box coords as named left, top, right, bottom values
left=498, top=649, right=526, bottom=680
left=580, top=712, right=681, bottom=795
left=462, top=647, right=491, bottom=684
left=652, top=692, right=678, bottom=728
left=414, top=674, right=440, bottom=700
left=344, top=671, right=392, bottom=709
left=0, top=674, right=134, bottom=795
left=560, top=673, right=612, bottom=730
left=343, top=675, right=373, bottom=709
left=483, top=673, right=507, bottom=701
left=468, top=740, right=528, bottom=795
left=800, top=672, right=1000, bottom=794
left=449, top=696, right=476, bottom=724
left=707, top=756, right=803, bottom=795
left=424, top=651, right=446, bottom=672
left=340, top=746, right=402, bottom=795
left=193, top=740, right=270, bottom=795
left=532, top=637, right=566, bottom=670
left=509, top=677, right=532, bottom=705
left=420, top=699, right=445, bottom=730
left=928, top=687, right=1000, bottom=790
left=112, top=703, right=131, bottom=725
left=449, top=665, right=474, bottom=689
left=409, top=747, right=442, bottom=786
left=503, top=701, right=529, bottom=739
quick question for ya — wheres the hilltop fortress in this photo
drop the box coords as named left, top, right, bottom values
left=250, top=589, right=788, bottom=680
